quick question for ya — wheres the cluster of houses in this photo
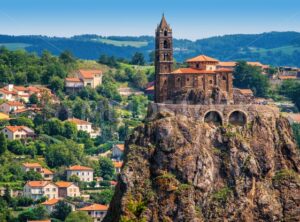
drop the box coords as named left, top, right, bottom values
left=21, top=163, right=108, bottom=222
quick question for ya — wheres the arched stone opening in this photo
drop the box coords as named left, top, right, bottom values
left=204, top=111, right=222, bottom=126
left=163, top=40, right=169, bottom=49
left=228, top=111, right=247, bottom=126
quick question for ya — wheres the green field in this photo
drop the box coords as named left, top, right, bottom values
left=92, top=38, right=148, bottom=48
left=250, top=45, right=300, bottom=55
left=0, top=43, right=31, bottom=50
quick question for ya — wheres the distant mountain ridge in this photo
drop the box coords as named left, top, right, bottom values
left=0, top=31, right=300, bottom=66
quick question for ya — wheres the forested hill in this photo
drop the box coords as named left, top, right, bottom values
left=1, top=31, right=300, bottom=66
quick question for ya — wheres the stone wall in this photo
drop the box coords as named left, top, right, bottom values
left=147, top=102, right=279, bottom=125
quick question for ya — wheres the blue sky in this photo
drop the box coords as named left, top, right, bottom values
left=0, top=0, right=300, bottom=40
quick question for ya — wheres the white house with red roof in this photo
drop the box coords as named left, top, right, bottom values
left=0, top=101, right=25, bottom=114
left=66, top=165, right=94, bottom=182
left=67, top=118, right=100, bottom=138
left=55, top=181, right=81, bottom=198
left=79, top=204, right=108, bottom=222
left=23, top=181, right=58, bottom=200
left=113, top=161, right=123, bottom=174
left=112, top=144, right=124, bottom=160
left=65, top=69, right=103, bottom=92
left=22, top=163, right=54, bottom=181
left=1, top=126, right=35, bottom=140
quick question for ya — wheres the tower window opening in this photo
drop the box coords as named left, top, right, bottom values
left=196, top=64, right=200, bottom=69
left=164, top=30, right=168, bottom=36
left=209, top=80, right=213, bottom=84
left=164, top=40, right=169, bottom=49
left=222, top=76, right=226, bottom=80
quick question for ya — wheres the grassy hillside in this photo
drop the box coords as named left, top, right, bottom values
left=1, top=32, right=300, bottom=66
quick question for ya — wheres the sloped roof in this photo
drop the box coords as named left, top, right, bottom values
left=79, top=204, right=108, bottom=211
left=65, top=77, right=82, bottom=82
left=238, top=89, right=253, bottom=96
left=172, top=68, right=215, bottom=74
left=113, top=161, right=123, bottom=168
left=22, top=162, right=42, bottom=168
left=41, top=198, right=60, bottom=206
left=115, top=144, right=125, bottom=151
left=42, top=168, right=54, bottom=175
left=158, top=14, right=170, bottom=30
left=26, top=181, right=51, bottom=187
left=5, top=125, right=32, bottom=133
left=4, top=101, right=24, bottom=106
left=218, top=61, right=237, bottom=67
left=186, top=55, right=219, bottom=63
left=55, top=181, right=73, bottom=188
left=67, top=118, right=91, bottom=125
left=67, top=165, right=93, bottom=171
left=278, top=75, right=297, bottom=80
left=78, top=69, right=102, bottom=79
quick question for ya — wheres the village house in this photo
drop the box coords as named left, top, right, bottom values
left=42, top=199, right=76, bottom=213
left=55, top=181, right=81, bottom=198
left=1, top=125, right=35, bottom=140
left=112, top=144, right=124, bottom=160
left=0, top=101, right=25, bottom=114
left=23, top=181, right=58, bottom=200
left=65, top=69, right=103, bottom=92
left=67, top=118, right=100, bottom=138
left=66, top=165, right=94, bottom=182
left=113, top=161, right=123, bottom=174
left=0, top=84, right=52, bottom=103
left=78, top=204, right=108, bottom=222
left=22, top=163, right=54, bottom=181
left=217, top=61, right=270, bottom=73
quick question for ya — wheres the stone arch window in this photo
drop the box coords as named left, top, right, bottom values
left=204, top=111, right=222, bottom=126
left=222, top=76, right=227, bottom=80
left=164, top=30, right=168, bottom=36
left=209, top=80, right=213, bottom=84
left=163, top=40, right=169, bottom=49
left=196, top=63, right=200, bottom=69
left=228, top=111, right=247, bottom=126
left=187, top=77, right=190, bottom=81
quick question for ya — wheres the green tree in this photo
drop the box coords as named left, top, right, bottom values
left=7, top=140, right=26, bottom=155
left=24, top=170, right=43, bottom=181
left=91, top=189, right=114, bottom=205
left=51, top=200, right=72, bottom=221
left=131, top=52, right=145, bottom=65
left=59, top=50, right=76, bottom=65
left=45, top=140, right=84, bottom=167
left=18, top=205, right=48, bottom=222
left=49, top=76, right=64, bottom=92
left=233, top=61, right=269, bottom=97
left=65, top=211, right=93, bottom=222
left=0, top=132, right=7, bottom=155
left=10, top=117, right=34, bottom=128
left=29, top=93, right=39, bottom=104
left=99, top=157, right=115, bottom=180
left=64, top=121, right=77, bottom=139
left=43, top=118, right=65, bottom=136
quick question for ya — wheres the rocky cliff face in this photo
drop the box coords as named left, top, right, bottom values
left=104, top=110, right=300, bottom=222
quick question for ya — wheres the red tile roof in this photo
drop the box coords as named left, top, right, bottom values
left=279, top=76, right=297, bottom=80
left=0, top=88, right=17, bottom=95
left=78, top=69, right=102, bottom=79
left=28, top=220, right=51, bottom=222
left=67, top=165, right=93, bottom=171
left=116, top=144, right=125, bottom=151
left=14, top=86, right=27, bottom=91
left=22, top=162, right=42, bottom=168
left=286, top=113, right=300, bottom=123
left=113, top=161, right=123, bottom=168
left=42, top=168, right=54, bottom=175
left=55, top=181, right=73, bottom=188
left=67, top=118, right=91, bottom=125
left=41, top=198, right=60, bottom=206
left=218, top=61, right=237, bottom=67
left=186, top=55, right=219, bottom=63
left=65, top=77, right=82, bottom=82
left=26, top=181, right=51, bottom=187
left=4, top=101, right=24, bottom=106
left=79, top=204, right=108, bottom=211
left=5, top=126, right=27, bottom=133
